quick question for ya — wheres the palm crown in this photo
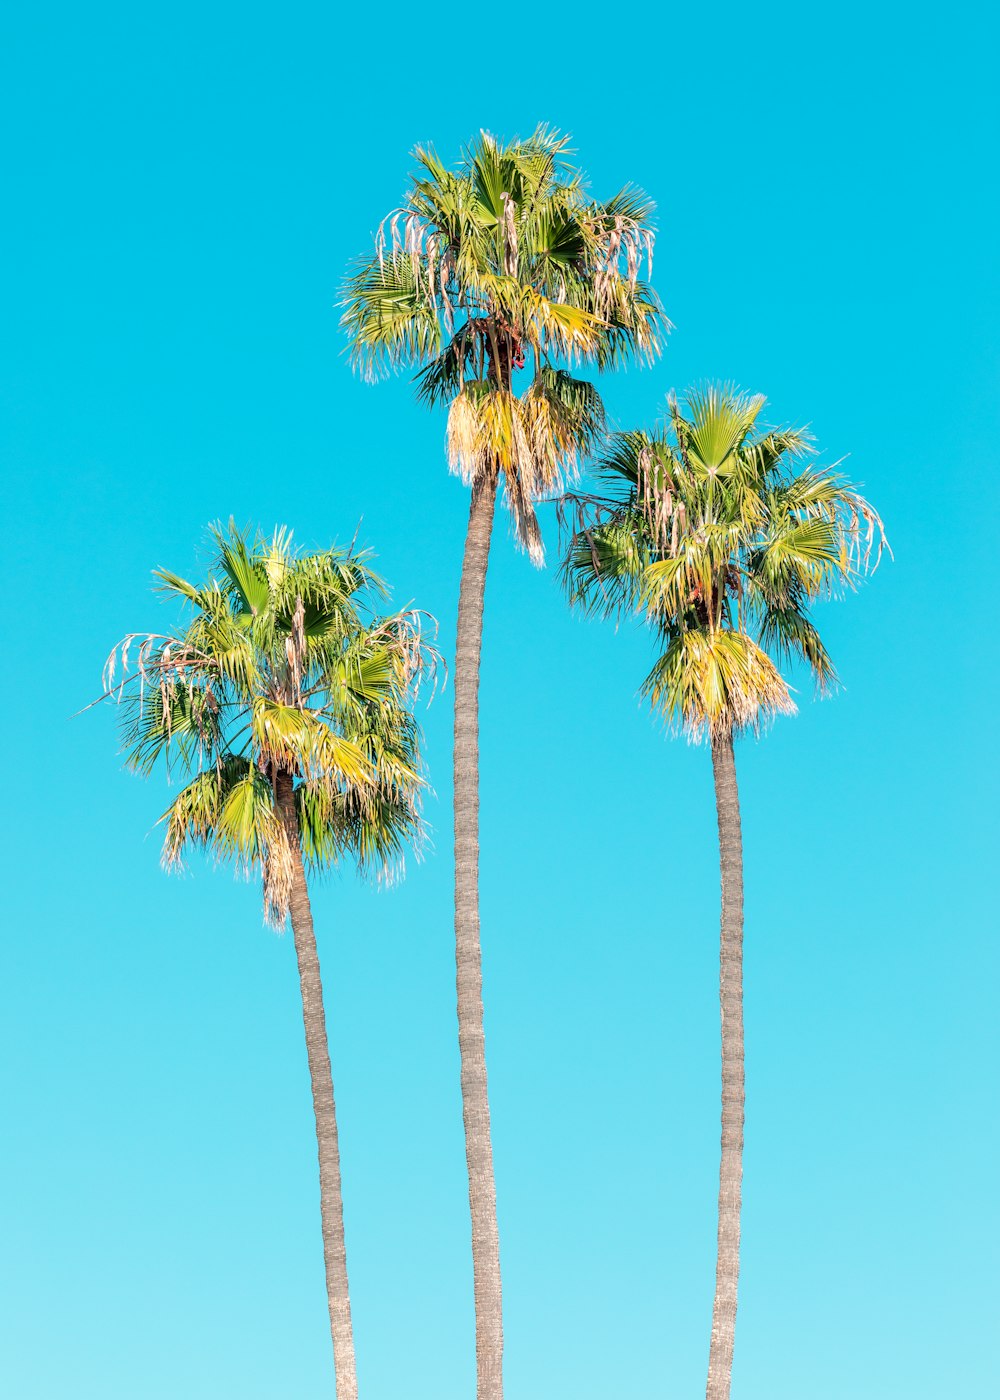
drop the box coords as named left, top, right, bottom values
left=562, top=385, right=887, bottom=737
left=104, top=523, right=435, bottom=924
left=342, top=126, right=663, bottom=560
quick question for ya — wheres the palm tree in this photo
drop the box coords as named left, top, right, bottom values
left=342, top=127, right=662, bottom=1400
left=561, top=386, right=885, bottom=1400
left=101, top=523, right=435, bottom=1400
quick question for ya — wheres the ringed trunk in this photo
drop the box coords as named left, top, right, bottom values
left=453, top=473, right=503, bottom=1400
left=705, top=730, right=745, bottom=1400
left=275, top=771, right=358, bottom=1400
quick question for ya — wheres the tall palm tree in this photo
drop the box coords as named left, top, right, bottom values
left=101, top=523, right=435, bottom=1400
left=562, top=386, right=885, bottom=1400
left=342, top=127, right=662, bottom=1400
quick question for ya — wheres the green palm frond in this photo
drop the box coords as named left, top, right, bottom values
left=121, top=682, right=222, bottom=777
left=154, top=569, right=205, bottom=607
left=592, top=429, right=656, bottom=486
left=743, top=426, right=813, bottom=478
left=754, top=516, right=844, bottom=595
left=213, top=529, right=271, bottom=616
left=598, top=185, right=657, bottom=227
left=561, top=508, right=648, bottom=615
left=414, top=328, right=483, bottom=406
left=249, top=701, right=370, bottom=785
left=161, top=756, right=269, bottom=868
left=342, top=253, right=442, bottom=381
left=679, top=384, right=766, bottom=474
left=758, top=605, right=837, bottom=689
left=296, top=783, right=422, bottom=883
left=592, top=286, right=664, bottom=370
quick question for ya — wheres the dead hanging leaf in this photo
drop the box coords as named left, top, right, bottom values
left=262, top=820, right=294, bottom=928
left=637, top=446, right=677, bottom=554
left=427, top=236, right=437, bottom=309
left=501, top=191, right=518, bottom=277
left=440, top=249, right=455, bottom=334
left=626, top=236, right=638, bottom=290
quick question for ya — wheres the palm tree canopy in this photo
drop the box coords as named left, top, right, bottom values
left=562, top=384, right=887, bottom=739
left=342, top=127, right=665, bottom=561
left=103, top=523, right=437, bottom=924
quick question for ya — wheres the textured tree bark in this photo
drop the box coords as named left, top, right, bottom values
left=453, top=473, right=504, bottom=1400
left=705, top=730, right=745, bottom=1400
left=275, top=771, right=358, bottom=1400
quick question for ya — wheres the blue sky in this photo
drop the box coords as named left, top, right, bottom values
left=1, top=2, right=997, bottom=1397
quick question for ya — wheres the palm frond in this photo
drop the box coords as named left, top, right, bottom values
left=758, top=605, right=838, bottom=689
left=680, top=384, right=766, bottom=474
left=341, top=253, right=442, bottom=381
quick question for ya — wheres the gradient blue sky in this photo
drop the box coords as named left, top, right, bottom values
left=2, top=3, right=997, bottom=1397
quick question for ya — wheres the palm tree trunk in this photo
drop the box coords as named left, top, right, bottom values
left=454, top=473, right=503, bottom=1400
left=705, top=729, right=745, bottom=1400
left=275, top=771, right=358, bottom=1400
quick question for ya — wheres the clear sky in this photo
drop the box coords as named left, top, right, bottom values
left=2, top=2, right=997, bottom=1397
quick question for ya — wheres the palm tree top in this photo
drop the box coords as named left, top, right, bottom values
left=562, top=384, right=887, bottom=740
left=342, top=128, right=666, bottom=564
left=102, top=522, right=439, bottom=923
left=342, top=126, right=664, bottom=383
